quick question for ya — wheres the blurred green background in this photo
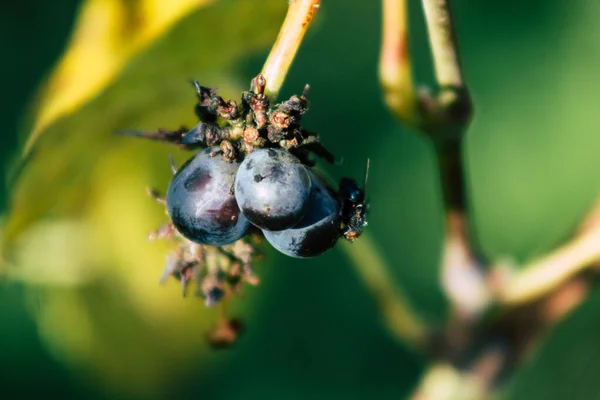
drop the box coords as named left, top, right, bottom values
left=2, top=0, right=600, bottom=399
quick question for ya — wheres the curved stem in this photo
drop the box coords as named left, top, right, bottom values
left=497, top=198, right=600, bottom=306
left=260, top=0, right=321, bottom=100
left=341, top=234, right=429, bottom=350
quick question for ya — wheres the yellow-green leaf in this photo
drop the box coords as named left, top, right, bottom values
left=2, top=0, right=287, bottom=396
left=25, top=0, right=215, bottom=156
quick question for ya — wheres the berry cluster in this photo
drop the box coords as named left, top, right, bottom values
left=121, top=75, right=368, bottom=305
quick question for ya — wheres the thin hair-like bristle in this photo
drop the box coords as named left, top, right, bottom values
left=363, top=158, right=370, bottom=195
left=168, top=154, right=178, bottom=175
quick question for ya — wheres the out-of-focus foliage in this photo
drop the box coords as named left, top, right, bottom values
left=2, top=0, right=287, bottom=397
left=2, top=0, right=600, bottom=399
left=25, top=0, right=216, bottom=155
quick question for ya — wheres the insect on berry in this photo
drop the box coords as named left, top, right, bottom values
left=117, top=74, right=371, bottom=310
left=339, top=159, right=370, bottom=242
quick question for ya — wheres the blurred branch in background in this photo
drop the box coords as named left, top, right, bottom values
left=342, top=236, right=428, bottom=351
left=379, top=0, right=417, bottom=126
left=259, top=0, right=321, bottom=100
left=419, top=0, right=485, bottom=321
left=420, top=0, right=464, bottom=90
left=378, top=0, right=600, bottom=399
left=436, top=143, right=490, bottom=320
left=379, top=0, right=487, bottom=322
left=495, top=196, right=600, bottom=306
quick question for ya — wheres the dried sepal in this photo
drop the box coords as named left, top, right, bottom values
left=121, top=74, right=335, bottom=166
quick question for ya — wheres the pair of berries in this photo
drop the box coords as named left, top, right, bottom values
left=122, top=75, right=368, bottom=266
left=167, top=146, right=364, bottom=258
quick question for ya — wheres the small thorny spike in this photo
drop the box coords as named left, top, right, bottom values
left=147, top=187, right=166, bottom=205
left=168, top=154, right=178, bottom=175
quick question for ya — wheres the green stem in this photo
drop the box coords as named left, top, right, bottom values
left=497, top=204, right=600, bottom=305
left=341, top=234, right=429, bottom=350
left=421, top=0, right=464, bottom=88
left=379, top=0, right=417, bottom=125
left=260, top=0, right=321, bottom=100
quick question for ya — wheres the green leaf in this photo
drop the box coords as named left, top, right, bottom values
left=23, top=0, right=217, bottom=155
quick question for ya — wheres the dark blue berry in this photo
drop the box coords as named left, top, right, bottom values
left=235, top=148, right=312, bottom=231
left=263, top=170, right=342, bottom=258
left=166, top=147, right=250, bottom=246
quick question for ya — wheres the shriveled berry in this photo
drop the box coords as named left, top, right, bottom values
left=235, top=148, right=311, bottom=231
left=263, top=170, right=342, bottom=258
left=166, top=147, right=250, bottom=246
